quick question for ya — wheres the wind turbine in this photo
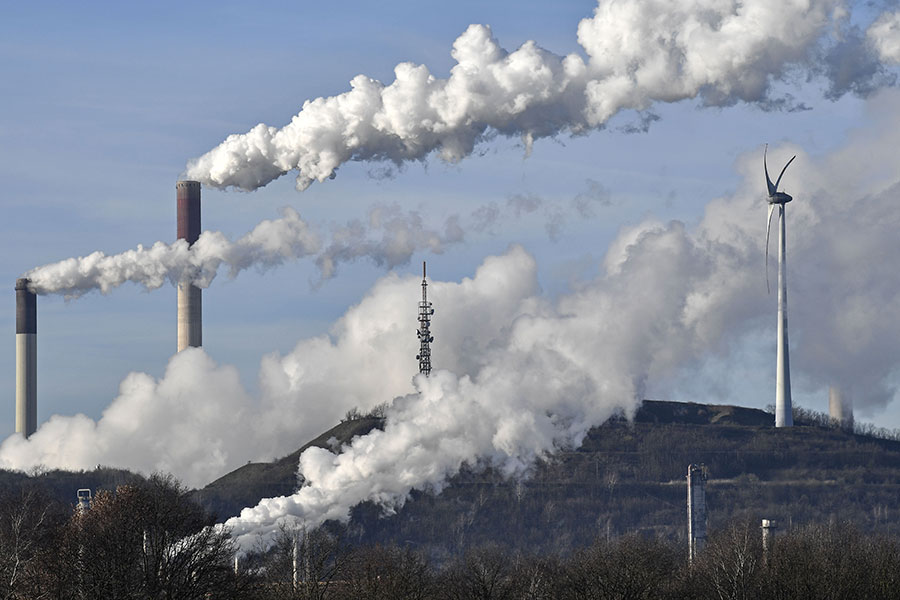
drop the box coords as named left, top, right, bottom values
left=765, top=144, right=796, bottom=428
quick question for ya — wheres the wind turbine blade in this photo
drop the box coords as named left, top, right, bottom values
left=766, top=204, right=775, bottom=294
left=774, top=155, right=796, bottom=192
left=765, top=144, right=776, bottom=196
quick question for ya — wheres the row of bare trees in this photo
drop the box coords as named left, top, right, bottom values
left=248, top=520, right=900, bottom=600
left=3, top=476, right=900, bottom=600
left=0, top=474, right=249, bottom=599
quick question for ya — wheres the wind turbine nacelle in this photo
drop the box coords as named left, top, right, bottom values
left=768, top=192, right=792, bottom=205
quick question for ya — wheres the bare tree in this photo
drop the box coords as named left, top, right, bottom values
left=66, top=473, right=251, bottom=599
left=438, top=544, right=520, bottom=600
left=560, top=535, right=680, bottom=600
left=692, top=520, right=762, bottom=600
left=337, top=544, right=433, bottom=600
left=251, top=522, right=352, bottom=600
left=0, top=486, right=67, bottom=600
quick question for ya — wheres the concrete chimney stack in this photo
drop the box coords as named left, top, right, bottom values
left=687, top=463, right=708, bottom=564
left=176, top=181, right=201, bottom=352
left=15, top=278, right=37, bottom=437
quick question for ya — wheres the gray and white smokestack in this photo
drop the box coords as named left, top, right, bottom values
left=15, top=278, right=37, bottom=437
left=176, top=181, right=201, bottom=352
left=686, top=463, right=708, bottom=564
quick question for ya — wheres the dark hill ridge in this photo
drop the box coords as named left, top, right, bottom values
left=193, top=416, right=382, bottom=519
left=196, top=399, right=900, bottom=557
left=195, top=400, right=772, bottom=518
left=633, top=399, right=773, bottom=427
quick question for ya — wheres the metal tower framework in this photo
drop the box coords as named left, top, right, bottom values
left=416, top=262, right=434, bottom=376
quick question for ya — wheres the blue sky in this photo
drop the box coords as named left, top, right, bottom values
left=2, top=0, right=898, bottom=448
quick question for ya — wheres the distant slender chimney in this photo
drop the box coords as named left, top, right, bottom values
left=828, top=386, right=854, bottom=430
left=687, top=463, right=708, bottom=564
left=416, top=262, right=434, bottom=376
left=15, top=278, right=37, bottom=437
left=176, top=181, right=201, bottom=352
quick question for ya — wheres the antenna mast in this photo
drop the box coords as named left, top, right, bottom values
left=416, top=261, right=434, bottom=376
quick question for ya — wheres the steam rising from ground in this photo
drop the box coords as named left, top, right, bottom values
left=187, top=0, right=890, bottom=192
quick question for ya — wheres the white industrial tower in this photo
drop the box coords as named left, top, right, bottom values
left=687, top=463, right=708, bottom=564
left=416, top=262, right=434, bottom=376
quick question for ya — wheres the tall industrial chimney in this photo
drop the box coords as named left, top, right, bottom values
left=687, top=463, right=708, bottom=564
left=176, top=181, right=201, bottom=352
left=15, top=277, right=37, bottom=437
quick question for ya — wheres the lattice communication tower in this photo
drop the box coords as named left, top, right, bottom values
left=416, top=261, right=434, bottom=376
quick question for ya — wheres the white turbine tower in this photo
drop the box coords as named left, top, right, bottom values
left=765, top=145, right=797, bottom=428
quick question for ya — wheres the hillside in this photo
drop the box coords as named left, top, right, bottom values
left=197, top=400, right=900, bottom=557
left=192, top=416, right=383, bottom=519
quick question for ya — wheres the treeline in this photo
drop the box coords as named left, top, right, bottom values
left=4, top=474, right=900, bottom=599
left=248, top=520, right=900, bottom=600
left=0, top=474, right=250, bottom=599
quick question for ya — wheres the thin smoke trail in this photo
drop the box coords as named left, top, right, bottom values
left=25, top=186, right=606, bottom=297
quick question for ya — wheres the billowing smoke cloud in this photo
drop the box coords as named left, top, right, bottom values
left=868, top=10, right=900, bottom=64
left=186, top=0, right=892, bottom=193
left=222, top=93, right=900, bottom=546
left=0, top=246, right=545, bottom=487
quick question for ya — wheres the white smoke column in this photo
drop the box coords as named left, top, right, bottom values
left=184, top=0, right=890, bottom=192
left=26, top=208, right=320, bottom=298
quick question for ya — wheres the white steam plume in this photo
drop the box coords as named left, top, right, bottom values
left=868, top=10, right=900, bottom=64
left=26, top=185, right=605, bottom=297
left=26, top=208, right=320, bottom=298
left=186, top=0, right=892, bottom=192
